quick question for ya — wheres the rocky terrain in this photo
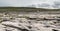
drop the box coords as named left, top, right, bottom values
left=0, top=11, right=60, bottom=31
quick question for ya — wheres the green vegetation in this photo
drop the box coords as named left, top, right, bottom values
left=0, top=7, right=60, bottom=12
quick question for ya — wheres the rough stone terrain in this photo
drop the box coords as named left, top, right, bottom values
left=0, top=12, right=60, bottom=31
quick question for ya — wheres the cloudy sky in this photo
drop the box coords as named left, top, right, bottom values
left=0, top=0, right=60, bottom=9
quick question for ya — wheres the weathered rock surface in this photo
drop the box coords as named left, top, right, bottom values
left=0, top=12, right=60, bottom=31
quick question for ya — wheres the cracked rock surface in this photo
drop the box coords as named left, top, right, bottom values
left=0, top=12, right=60, bottom=31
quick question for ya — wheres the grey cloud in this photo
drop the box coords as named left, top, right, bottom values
left=39, top=3, right=50, bottom=7
left=0, top=0, right=60, bottom=9
left=52, top=1, right=60, bottom=8
left=26, top=3, right=50, bottom=8
left=54, top=2, right=60, bottom=6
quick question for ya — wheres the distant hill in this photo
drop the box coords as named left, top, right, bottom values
left=0, top=7, right=60, bottom=13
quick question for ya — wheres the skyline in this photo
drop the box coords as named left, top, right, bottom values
left=0, top=0, right=60, bottom=9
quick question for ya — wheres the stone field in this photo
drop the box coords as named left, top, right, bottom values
left=0, top=11, right=60, bottom=31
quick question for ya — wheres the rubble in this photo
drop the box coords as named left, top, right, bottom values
left=0, top=12, right=60, bottom=31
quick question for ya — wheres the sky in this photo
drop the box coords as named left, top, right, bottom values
left=0, top=0, right=60, bottom=9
